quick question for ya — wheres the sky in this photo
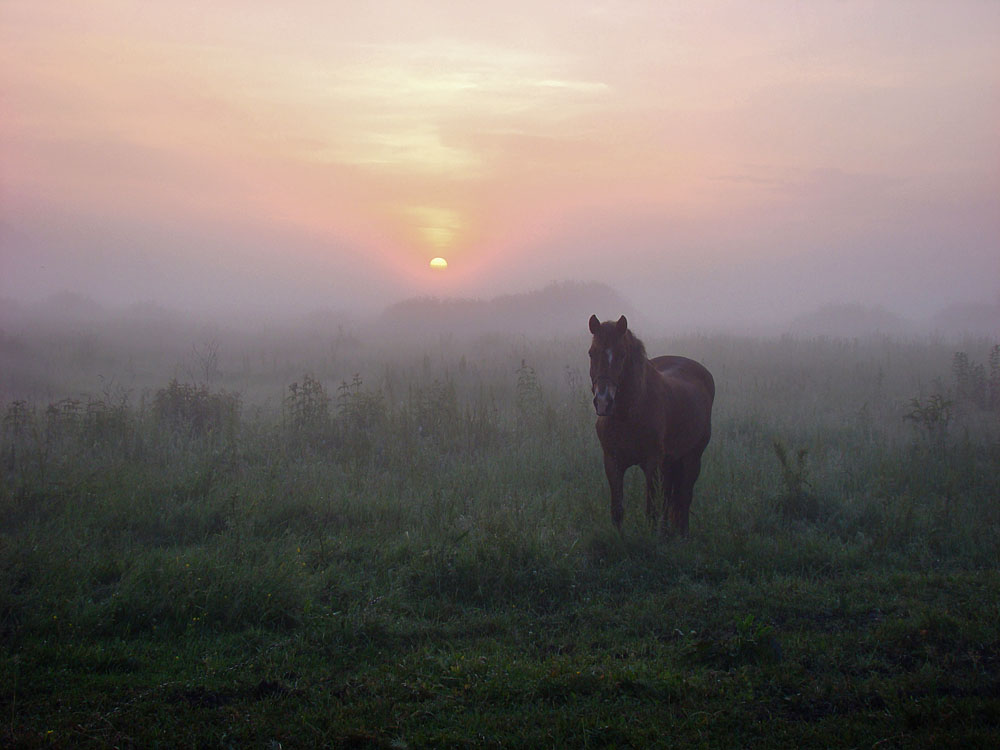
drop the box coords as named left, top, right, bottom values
left=2, top=0, right=998, bottom=329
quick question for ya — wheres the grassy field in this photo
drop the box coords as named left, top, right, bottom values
left=2, top=328, right=999, bottom=747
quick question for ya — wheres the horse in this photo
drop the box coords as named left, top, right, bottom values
left=588, top=314, right=715, bottom=537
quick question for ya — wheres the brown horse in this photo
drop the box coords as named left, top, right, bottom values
left=588, top=314, right=715, bottom=537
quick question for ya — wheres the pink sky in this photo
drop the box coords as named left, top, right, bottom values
left=2, top=1, right=998, bottom=326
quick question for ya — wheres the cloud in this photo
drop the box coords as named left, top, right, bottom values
left=2, top=0, right=997, bottom=324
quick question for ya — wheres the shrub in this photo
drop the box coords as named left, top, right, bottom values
left=335, top=374, right=387, bottom=464
left=153, top=379, right=240, bottom=439
left=772, top=439, right=825, bottom=523
left=1, top=400, right=33, bottom=468
left=989, top=344, right=1000, bottom=411
left=408, top=378, right=461, bottom=446
left=904, top=394, right=953, bottom=446
left=284, top=374, right=334, bottom=451
left=952, top=345, right=1000, bottom=412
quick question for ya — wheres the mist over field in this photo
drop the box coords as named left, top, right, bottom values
left=1, top=275, right=998, bottom=414
left=2, top=208, right=998, bottom=333
left=3, top=2, right=1000, bottom=745
left=3, top=281, right=1000, bottom=745
left=2, top=1, right=999, bottom=331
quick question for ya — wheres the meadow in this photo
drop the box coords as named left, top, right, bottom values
left=1, top=321, right=999, bottom=747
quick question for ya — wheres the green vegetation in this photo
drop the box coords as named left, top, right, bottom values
left=2, top=332, right=999, bottom=747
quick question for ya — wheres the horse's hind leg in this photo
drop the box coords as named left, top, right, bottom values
left=642, top=460, right=664, bottom=524
left=666, top=453, right=702, bottom=537
left=657, top=459, right=678, bottom=538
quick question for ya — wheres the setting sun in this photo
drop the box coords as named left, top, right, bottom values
left=0, top=1, right=996, bottom=324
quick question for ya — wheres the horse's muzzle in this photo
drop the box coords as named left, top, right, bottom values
left=592, top=381, right=616, bottom=416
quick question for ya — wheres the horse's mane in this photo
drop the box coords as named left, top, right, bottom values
left=623, top=330, right=650, bottom=414
left=625, top=330, right=648, bottom=368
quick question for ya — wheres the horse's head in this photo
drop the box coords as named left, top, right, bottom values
left=588, top=314, right=633, bottom=416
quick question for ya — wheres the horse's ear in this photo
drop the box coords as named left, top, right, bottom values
left=616, top=315, right=628, bottom=334
left=589, top=314, right=601, bottom=335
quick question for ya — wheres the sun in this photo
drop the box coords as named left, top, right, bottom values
left=429, top=257, right=448, bottom=270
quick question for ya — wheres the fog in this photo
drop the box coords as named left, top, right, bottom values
left=2, top=1, right=998, bottom=334
left=3, top=195, right=998, bottom=337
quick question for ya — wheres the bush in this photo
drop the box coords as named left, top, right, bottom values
left=153, top=379, right=241, bottom=439
left=772, top=439, right=826, bottom=524
left=335, top=374, right=387, bottom=463
left=284, top=374, right=332, bottom=448
left=904, top=394, right=953, bottom=446
left=952, top=345, right=1000, bottom=412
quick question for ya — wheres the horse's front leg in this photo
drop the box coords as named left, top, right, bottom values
left=603, top=452, right=625, bottom=531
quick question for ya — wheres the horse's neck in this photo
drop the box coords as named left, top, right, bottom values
left=619, top=357, right=652, bottom=419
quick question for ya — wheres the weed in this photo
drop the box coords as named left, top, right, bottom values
left=284, top=374, right=331, bottom=447
left=190, top=339, right=221, bottom=385
left=1, top=401, right=32, bottom=469
left=515, top=359, right=542, bottom=420
left=772, top=439, right=825, bottom=523
left=335, top=374, right=387, bottom=464
left=153, top=379, right=240, bottom=439
left=1, top=333, right=999, bottom=747
left=953, top=346, right=1000, bottom=413
left=904, top=393, right=954, bottom=446
left=990, top=344, right=1000, bottom=411
left=686, top=614, right=782, bottom=668
left=408, top=378, right=460, bottom=445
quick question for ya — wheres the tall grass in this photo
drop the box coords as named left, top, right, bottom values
left=1, top=332, right=998, bottom=746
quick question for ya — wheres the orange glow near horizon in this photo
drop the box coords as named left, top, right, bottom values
left=2, top=1, right=998, bottom=317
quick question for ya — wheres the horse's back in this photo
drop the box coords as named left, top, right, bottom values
left=650, top=355, right=715, bottom=403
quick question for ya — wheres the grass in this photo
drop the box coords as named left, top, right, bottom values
left=1, top=331, right=999, bottom=747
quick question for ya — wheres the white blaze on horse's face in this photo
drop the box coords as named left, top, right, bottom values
left=588, top=319, right=629, bottom=417
left=589, top=314, right=630, bottom=415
